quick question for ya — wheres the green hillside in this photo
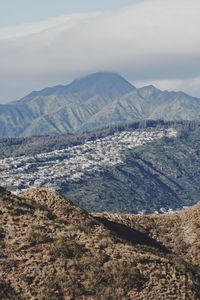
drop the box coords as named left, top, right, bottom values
left=0, top=120, right=200, bottom=214
left=60, top=122, right=200, bottom=213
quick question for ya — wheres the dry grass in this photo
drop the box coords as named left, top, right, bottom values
left=0, top=188, right=200, bottom=299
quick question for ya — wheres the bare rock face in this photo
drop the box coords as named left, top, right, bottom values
left=0, top=187, right=200, bottom=299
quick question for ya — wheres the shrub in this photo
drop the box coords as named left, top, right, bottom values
left=51, top=236, right=85, bottom=259
left=0, top=227, right=5, bottom=240
left=26, top=226, right=49, bottom=246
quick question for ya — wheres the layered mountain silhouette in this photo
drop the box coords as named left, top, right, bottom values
left=0, top=72, right=200, bottom=138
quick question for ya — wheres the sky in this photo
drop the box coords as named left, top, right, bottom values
left=0, top=0, right=200, bottom=103
left=0, top=0, right=141, bottom=27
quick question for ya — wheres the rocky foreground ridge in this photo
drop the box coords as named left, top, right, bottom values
left=96, top=202, right=200, bottom=267
left=0, top=187, right=200, bottom=299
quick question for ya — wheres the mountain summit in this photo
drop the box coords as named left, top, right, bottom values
left=20, top=72, right=135, bottom=102
left=0, top=72, right=200, bottom=138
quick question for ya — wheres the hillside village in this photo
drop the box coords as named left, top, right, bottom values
left=0, top=128, right=177, bottom=197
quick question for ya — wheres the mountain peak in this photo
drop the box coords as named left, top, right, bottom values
left=138, top=84, right=161, bottom=92
left=20, top=71, right=135, bottom=101
left=74, top=71, right=133, bottom=84
left=62, top=71, right=136, bottom=96
left=2, top=72, right=200, bottom=138
left=137, top=84, right=162, bottom=98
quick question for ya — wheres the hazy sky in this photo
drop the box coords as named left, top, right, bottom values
left=0, top=0, right=200, bottom=103
left=0, top=0, right=141, bottom=27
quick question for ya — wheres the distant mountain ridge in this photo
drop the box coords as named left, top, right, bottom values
left=19, top=72, right=135, bottom=101
left=0, top=72, right=200, bottom=138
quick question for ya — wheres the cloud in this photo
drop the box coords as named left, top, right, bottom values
left=0, top=0, right=200, bottom=102
left=135, top=77, right=200, bottom=98
left=0, top=12, right=100, bottom=40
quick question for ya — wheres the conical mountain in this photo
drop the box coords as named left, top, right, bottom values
left=0, top=72, right=135, bottom=137
left=20, top=72, right=135, bottom=102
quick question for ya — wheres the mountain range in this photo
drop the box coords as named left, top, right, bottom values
left=0, top=72, right=200, bottom=138
left=0, top=186, right=200, bottom=299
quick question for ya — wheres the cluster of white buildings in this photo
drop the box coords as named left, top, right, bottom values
left=0, top=128, right=177, bottom=194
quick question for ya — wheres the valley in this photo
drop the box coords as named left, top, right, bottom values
left=0, top=121, right=200, bottom=214
left=0, top=127, right=176, bottom=196
left=1, top=1, right=200, bottom=298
